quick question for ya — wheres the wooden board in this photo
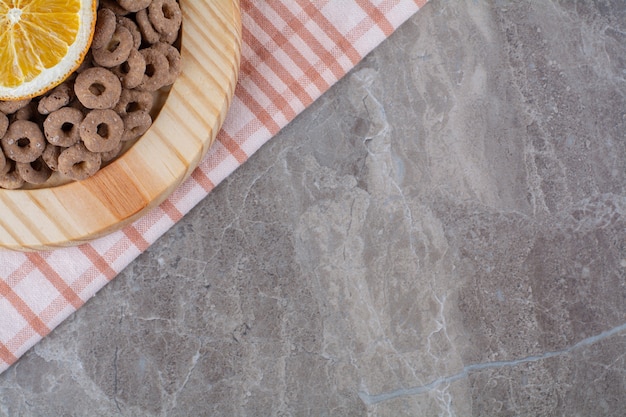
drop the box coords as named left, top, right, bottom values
left=0, top=0, right=242, bottom=251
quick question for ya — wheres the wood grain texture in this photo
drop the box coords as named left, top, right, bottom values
left=0, top=0, right=242, bottom=251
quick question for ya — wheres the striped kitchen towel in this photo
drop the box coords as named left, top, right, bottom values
left=0, top=0, right=428, bottom=373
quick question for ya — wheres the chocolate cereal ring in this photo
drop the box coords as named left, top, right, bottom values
left=42, top=144, right=62, bottom=171
left=92, top=25, right=134, bottom=68
left=1, top=120, right=45, bottom=163
left=13, top=101, right=37, bottom=121
left=0, top=147, right=6, bottom=174
left=114, top=89, right=154, bottom=115
left=0, top=161, right=24, bottom=189
left=0, top=99, right=30, bottom=115
left=112, top=48, right=146, bottom=89
left=0, top=112, right=8, bottom=138
left=100, top=0, right=130, bottom=16
left=160, top=27, right=179, bottom=45
left=37, top=82, right=74, bottom=115
left=117, top=0, right=151, bottom=13
left=136, top=8, right=160, bottom=44
left=100, top=142, right=124, bottom=162
left=92, top=8, right=117, bottom=50
left=149, top=0, right=182, bottom=39
left=117, top=16, right=142, bottom=50
left=138, top=47, right=170, bottom=91
left=43, top=107, right=84, bottom=147
left=158, top=23, right=179, bottom=45
left=80, top=109, right=124, bottom=153
left=58, top=143, right=102, bottom=181
left=75, top=67, right=122, bottom=109
left=122, top=110, right=152, bottom=141
left=17, top=157, right=53, bottom=185
left=153, top=42, right=181, bottom=85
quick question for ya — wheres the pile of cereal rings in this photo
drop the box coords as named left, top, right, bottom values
left=0, top=0, right=182, bottom=189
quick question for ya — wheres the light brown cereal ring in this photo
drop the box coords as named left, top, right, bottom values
left=136, top=8, right=160, bottom=44
left=37, top=82, right=74, bottom=115
left=92, top=25, right=134, bottom=68
left=122, top=110, right=152, bottom=141
left=149, top=0, right=182, bottom=39
left=114, top=89, right=154, bottom=115
left=100, top=142, right=124, bottom=162
left=138, top=47, right=170, bottom=91
left=80, top=109, right=124, bottom=153
left=0, top=99, right=30, bottom=115
left=100, top=0, right=130, bottom=16
left=153, top=42, right=181, bottom=85
left=0, top=112, right=8, bottom=138
left=0, top=147, right=6, bottom=174
left=13, top=101, right=37, bottom=121
left=17, top=158, right=53, bottom=185
left=117, top=16, right=142, bottom=50
left=117, top=0, right=151, bottom=13
left=112, top=48, right=146, bottom=89
left=68, top=97, right=89, bottom=115
left=75, top=67, right=122, bottom=109
left=160, top=27, right=179, bottom=45
left=92, top=8, right=117, bottom=50
left=42, top=144, right=62, bottom=171
left=58, top=143, right=102, bottom=181
left=1, top=120, right=46, bottom=163
left=43, top=107, right=84, bottom=147
left=0, top=161, right=24, bottom=189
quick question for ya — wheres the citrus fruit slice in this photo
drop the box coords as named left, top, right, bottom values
left=0, top=0, right=97, bottom=101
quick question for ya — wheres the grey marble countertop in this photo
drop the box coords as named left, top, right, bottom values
left=1, top=1, right=626, bottom=416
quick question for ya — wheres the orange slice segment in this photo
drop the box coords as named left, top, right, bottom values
left=0, top=0, right=97, bottom=100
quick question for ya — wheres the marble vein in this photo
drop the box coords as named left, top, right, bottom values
left=358, top=320, right=626, bottom=405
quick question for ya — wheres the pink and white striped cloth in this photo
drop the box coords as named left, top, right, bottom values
left=0, top=0, right=428, bottom=374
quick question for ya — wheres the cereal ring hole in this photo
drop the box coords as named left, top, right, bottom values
left=126, top=101, right=143, bottom=113
left=97, top=123, right=110, bottom=137
left=163, top=4, right=176, bottom=19
left=146, top=63, right=157, bottom=77
left=89, top=83, right=107, bottom=96
left=74, top=161, right=88, bottom=170
left=17, top=138, right=30, bottom=148
left=29, top=159, right=44, bottom=172
left=106, top=38, right=122, bottom=52
left=119, top=61, right=131, bottom=75
left=61, top=122, right=74, bottom=133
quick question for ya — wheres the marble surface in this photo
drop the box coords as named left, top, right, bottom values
left=1, top=0, right=626, bottom=415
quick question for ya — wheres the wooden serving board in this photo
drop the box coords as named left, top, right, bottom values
left=0, top=0, right=242, bottom=251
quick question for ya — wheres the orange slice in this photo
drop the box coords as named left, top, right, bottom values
left=0, top=0, right=97, bottom=101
